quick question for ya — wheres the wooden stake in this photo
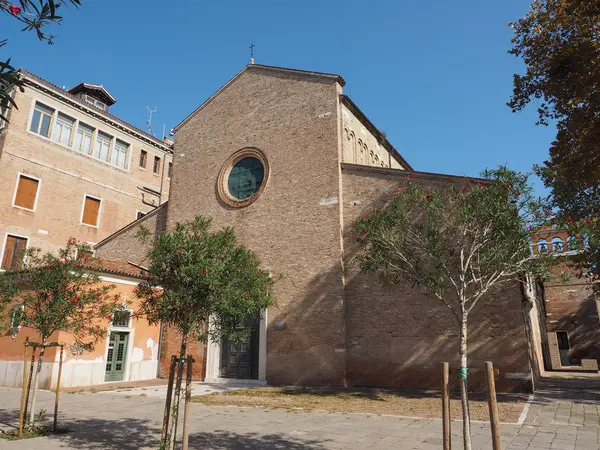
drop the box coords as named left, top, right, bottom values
left=23, top=346, right=37, bottom=426
left=442, top=362, right=451, bottom=450
left=182, top=355, right=193, bottom=450
left=161, top=355, right=177, bottom=447
left=18, top=341, right=29, bottom=439
left=169, top=358, right=186, bottom=450
left=485, top=361, right=502, bottom=450
left=53, top=345, right=64, bottom=432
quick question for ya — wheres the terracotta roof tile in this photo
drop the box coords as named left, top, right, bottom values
left=82, top=258, right=146, bottom=279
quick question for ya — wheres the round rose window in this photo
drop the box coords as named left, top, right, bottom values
left=217, top=148, right=270, bottom=207
left=227, top=157, right=265, bottom=200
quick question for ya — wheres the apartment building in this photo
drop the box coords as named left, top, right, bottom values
left=0, top=70, right=172, bottom=269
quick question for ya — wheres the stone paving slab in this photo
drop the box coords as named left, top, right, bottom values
left=0, top=386, right=599, bottom=449
left=95, top=381, right=248, bottom=398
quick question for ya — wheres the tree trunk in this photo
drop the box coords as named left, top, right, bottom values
left=28, top=340, right=46, bottom=427
left=167, top=334, right=188, bottom=450
left=459, top=311, right=472, bottom=450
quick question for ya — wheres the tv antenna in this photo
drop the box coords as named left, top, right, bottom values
left=249, top=44, right=255, bottom=64
left=146, top=106, right=157, bottom=134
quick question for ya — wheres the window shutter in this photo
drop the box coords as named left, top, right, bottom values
left=82, top=197, right=101, bottom=226
left=14, top=176, right=39, bottom=210
left=2, top=236, right=27, bottom=270
left=1, top=236, right=16, bottom=269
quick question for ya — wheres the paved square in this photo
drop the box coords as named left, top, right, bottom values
left=1, top=385, right=599, bottom=449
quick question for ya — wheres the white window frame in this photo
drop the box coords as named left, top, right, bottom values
left=11, top=172, right=41, bottom=212
left=73, top=121, right=95, bottom=155
left=25, top=100, right=137, bottom=173
left=28, top=101, right=55, bottom=138
left=135, top=210, right=147, bottom=221
left=52, top=112, right=76, bottom=147
left=0, top=232, right=30, bottom=272
left=80, top=194, right=103, bottom=228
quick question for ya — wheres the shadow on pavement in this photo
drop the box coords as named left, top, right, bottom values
left=0, top=407, right=330, bottom=450
left=188, top=430, right=330, bottom=449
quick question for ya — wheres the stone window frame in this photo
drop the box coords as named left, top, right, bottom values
left=217, top=147, right=270, bottom=208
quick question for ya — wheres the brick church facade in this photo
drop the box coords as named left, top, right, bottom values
left=94, top=63, right=536, bottom=392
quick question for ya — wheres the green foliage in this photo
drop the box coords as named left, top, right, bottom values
left=135, top=216, right=274, bottom=346
left=353, top=167, right=559, bottom=319
left=1, top=1, right=81, bottom=122
left=0, top=238, right=123, bottom=345
left=508, top=0, right=600, bottom=275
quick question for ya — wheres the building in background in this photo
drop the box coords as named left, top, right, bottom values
left=531, top=228, right=600, bottom=373
left=96, top=63, right=534, bottom=392
left=0, top=260, right=160, bottom=389
left=0, top=69, right=173, bottom=270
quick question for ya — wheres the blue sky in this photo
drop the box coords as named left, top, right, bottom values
left=2, top=0, right=553, bottom=192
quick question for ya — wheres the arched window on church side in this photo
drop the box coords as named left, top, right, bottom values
left=537, top=239, right=548, bottom=254
left=551, top=237, right=564, bottom=254
left=345, top=129, right=356, bottom=163
left=357, top=139, right=364, bottom=164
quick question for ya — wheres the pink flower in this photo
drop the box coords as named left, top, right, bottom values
left=425, top=193, right=432, bottom=200
left=202, top=269, right=208, bottom=275
left=10, top=5, right=21, bottom=15
left=363, top=213, right=369, bottom=218
left=407, top=174, right=414, bottom=179
left=356, top=237, right=361, bottom=242
left=585, top=219, right=591, bottom=225
left=244, top=292, right=249, bottom=297
left=177, top=248, right=183, bottom=253
left=480, top=183, right=486, bottom=189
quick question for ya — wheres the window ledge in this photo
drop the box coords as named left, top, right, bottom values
left=81, top=222, right=99, bottom=229
left=12, top=205, right=36, bottom=213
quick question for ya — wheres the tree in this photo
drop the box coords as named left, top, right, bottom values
left=135, top=216, right=275, bottom=449
left=508, top=0, right=600, bottom=273
left=1, top=0, right=81, bottom=122
left=0, top=238, right=123, bottom=428
left=352, top=167, right=560, bottom=450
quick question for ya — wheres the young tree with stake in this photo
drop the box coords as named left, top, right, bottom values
left=135, top=216, right=274, bottom=449
left=0, top=239, right=123, bottom=428
left=352, top=167, right=571, bottom=450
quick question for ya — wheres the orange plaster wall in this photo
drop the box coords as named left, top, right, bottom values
left=1, top=279, right=160, bottom=363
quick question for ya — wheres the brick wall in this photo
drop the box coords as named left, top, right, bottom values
left=170, top=66, right=347, bottom=385
left=340, top=164, right=533, bottom=392
left=0, top=83, right=170, bottom=257
left=158, top=326, right=207, bottom=380
left=544, top=275, right=600, bottom=365
left=95, top=203, right=168, bottom=263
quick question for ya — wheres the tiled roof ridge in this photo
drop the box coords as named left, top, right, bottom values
left=82, top=257, right=146, bottom=279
